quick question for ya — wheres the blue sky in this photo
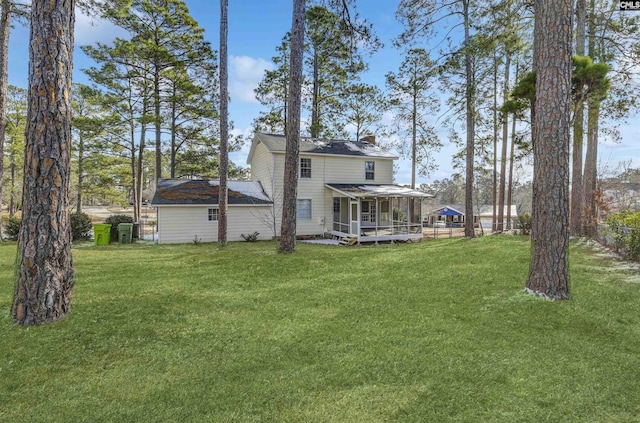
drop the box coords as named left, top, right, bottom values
left=7, top=1, right=640, bottom=185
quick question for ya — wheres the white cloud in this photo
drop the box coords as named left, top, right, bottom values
left=229, top=55, right=273, bottom=104
left=74, top=9, right=128, bottom=46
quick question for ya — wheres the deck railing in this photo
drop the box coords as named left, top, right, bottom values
left=332, top=220, right=422, bottom=237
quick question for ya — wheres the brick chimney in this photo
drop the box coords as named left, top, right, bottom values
left=360, top=134, right=376, bottom=145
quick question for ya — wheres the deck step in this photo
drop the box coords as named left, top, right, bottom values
left=338, top=235, right=358, bottom=246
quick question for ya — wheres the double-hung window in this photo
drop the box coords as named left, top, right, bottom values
left=208, top=208, right=219, bottom=222
left=365, top=161, right=375, bottom=180
left=297, top=199, right=312, bottom=220
left=300, top=158, right=312, bottom=178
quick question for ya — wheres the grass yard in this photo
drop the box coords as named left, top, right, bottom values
left=1, top=237, right=640, bottom=422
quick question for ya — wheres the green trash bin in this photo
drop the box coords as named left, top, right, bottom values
left=93, top=224, right=111, bottom=246
left=118, top=223, right=133, bottom=244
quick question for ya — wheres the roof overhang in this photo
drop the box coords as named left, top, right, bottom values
left=325, top=183, right=433, bottom=199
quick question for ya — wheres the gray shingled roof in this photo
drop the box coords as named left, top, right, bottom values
left=254, top=132, right=397, bottom=159
left=152, top=179, right=272, bottom=206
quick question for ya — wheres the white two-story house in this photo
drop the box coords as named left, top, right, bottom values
left=152, top=132, right=431, bottom=243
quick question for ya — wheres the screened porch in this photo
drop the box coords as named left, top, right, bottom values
left=326, top=184, right=431, bottom=242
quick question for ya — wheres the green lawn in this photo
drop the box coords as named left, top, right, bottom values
left=1, top=237, right=640, bottom=422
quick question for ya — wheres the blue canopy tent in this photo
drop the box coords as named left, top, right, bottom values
left=439, top=207, right=463, bottom=217
left=429, top=205, right=466, bottom=227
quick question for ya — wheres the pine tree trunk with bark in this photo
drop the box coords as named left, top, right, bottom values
left=411, top=94, right=417, bottom=189
left=582, top=103, right=599, bottom=237
left=497, top=53, right=511, bottom=233
left=492, top=52, right=498, bottom=233
left=279, top=0, right=306, bottom=253
left=506, top=110, right=516, bottom=230
left=77, top=134, right=84, bottom=212
left=154, top=64, right=162, bottom=181
left=570, top=0, right=587, bottom=236
left=311, top=50, right=319, bottom=138
left=463, top=0, right=475, bottom=239
left=581, top=0, right=600, bottom=239
left=12, top=0, right=75, bottom=324
left=0, top=0, right=11, bottom=238
left=526, top=0, right=573, bottom=300
left=218, top=0, right=229, bottom=246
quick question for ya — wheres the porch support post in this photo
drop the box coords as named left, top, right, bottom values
left=420, top=198, right=424, bottom=231
left=409, top=198, right=412, bottom=233
left=393, top=197, right=397, bottom=235
left=375, top=197, right=379, bottom=236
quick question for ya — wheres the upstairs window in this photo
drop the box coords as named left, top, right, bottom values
left=300, top=158, right=312, bottom=178
left=365, top=161, right=375, bottom=180
left=208, top=208, right=219, bottom=222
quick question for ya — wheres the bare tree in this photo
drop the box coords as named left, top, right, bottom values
left=12, top=0, right=75, bottom=324
left=279, top=0, right=306, bottom=253
left=526, top=0, right=573, bottom=300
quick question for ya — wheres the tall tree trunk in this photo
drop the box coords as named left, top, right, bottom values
left=129, top=124, right=138, bottom=222
left=463, top=0, right=475, bottom=239
left=154, top=62, right=162, bottom=181
left=411, top=92, right=417, bottom=189
left=311, top=50, right=319, bottom=138
left=0, top=0, right=11, bottom=238
left=13, top=0, right=75, bottom=324
left=135, top=94, right=149, bottom=223
left=136, top=119, right=146, bottom=223
left=497, top=52, right=511, bottom=233
left=279, top=0, right=306, bottom=253
left=9, top=159, right=15, bottom=216
left=170, top=87, right=177, bottom=178
left=506, top=109, right=517, bottom=230
left=582, top=0, right=598, bottom=239
left=583, top=102, right=599, bottom=237
left=526, top=0, right=572, bottom=300
left=218, top=0, right=229, bottom=246
left=570, top=0, right=587, bottom=236
left=77, top=134, right=84, bottom=213
left=492, top=50, right=498, bottom=233
left=506, top=60, right=520, bottom=231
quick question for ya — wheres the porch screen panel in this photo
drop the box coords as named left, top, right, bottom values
left=340, top=198, right=349, bottom=226
left=379, top=199, right=390, bottom=226
left=333, top=198, right=342, bottom=231
left=361, top=200, right=376, bottom=225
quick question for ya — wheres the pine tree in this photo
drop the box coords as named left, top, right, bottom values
left=397, top=0, right=478, bottom=237
left=279, top=0, right=306, bottom=253
left=526, top=0, right=573, bottom=300
left=386, top=48, right=441, bottom=189
left=100, top=0, right=212, bottom=181
left=218, top=0, right=229, bottom=246
left=13, top=0, right=75, bottom=324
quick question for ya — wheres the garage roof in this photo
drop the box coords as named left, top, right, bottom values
left=152, top=179, right=272, bottom=206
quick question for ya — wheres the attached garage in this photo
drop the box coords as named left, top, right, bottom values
left=152, top=179, right=274, bottom=244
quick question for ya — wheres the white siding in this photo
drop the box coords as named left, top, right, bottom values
left=250, top=140, right=396, bottom=237
left=157, top=205, right=274, bottom=244
left=322, top=155, right=394, bottom=185
left=249, top=142, right=273, bottom=186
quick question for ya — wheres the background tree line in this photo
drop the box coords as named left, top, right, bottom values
left=2, top=0, right=638, bottom=229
